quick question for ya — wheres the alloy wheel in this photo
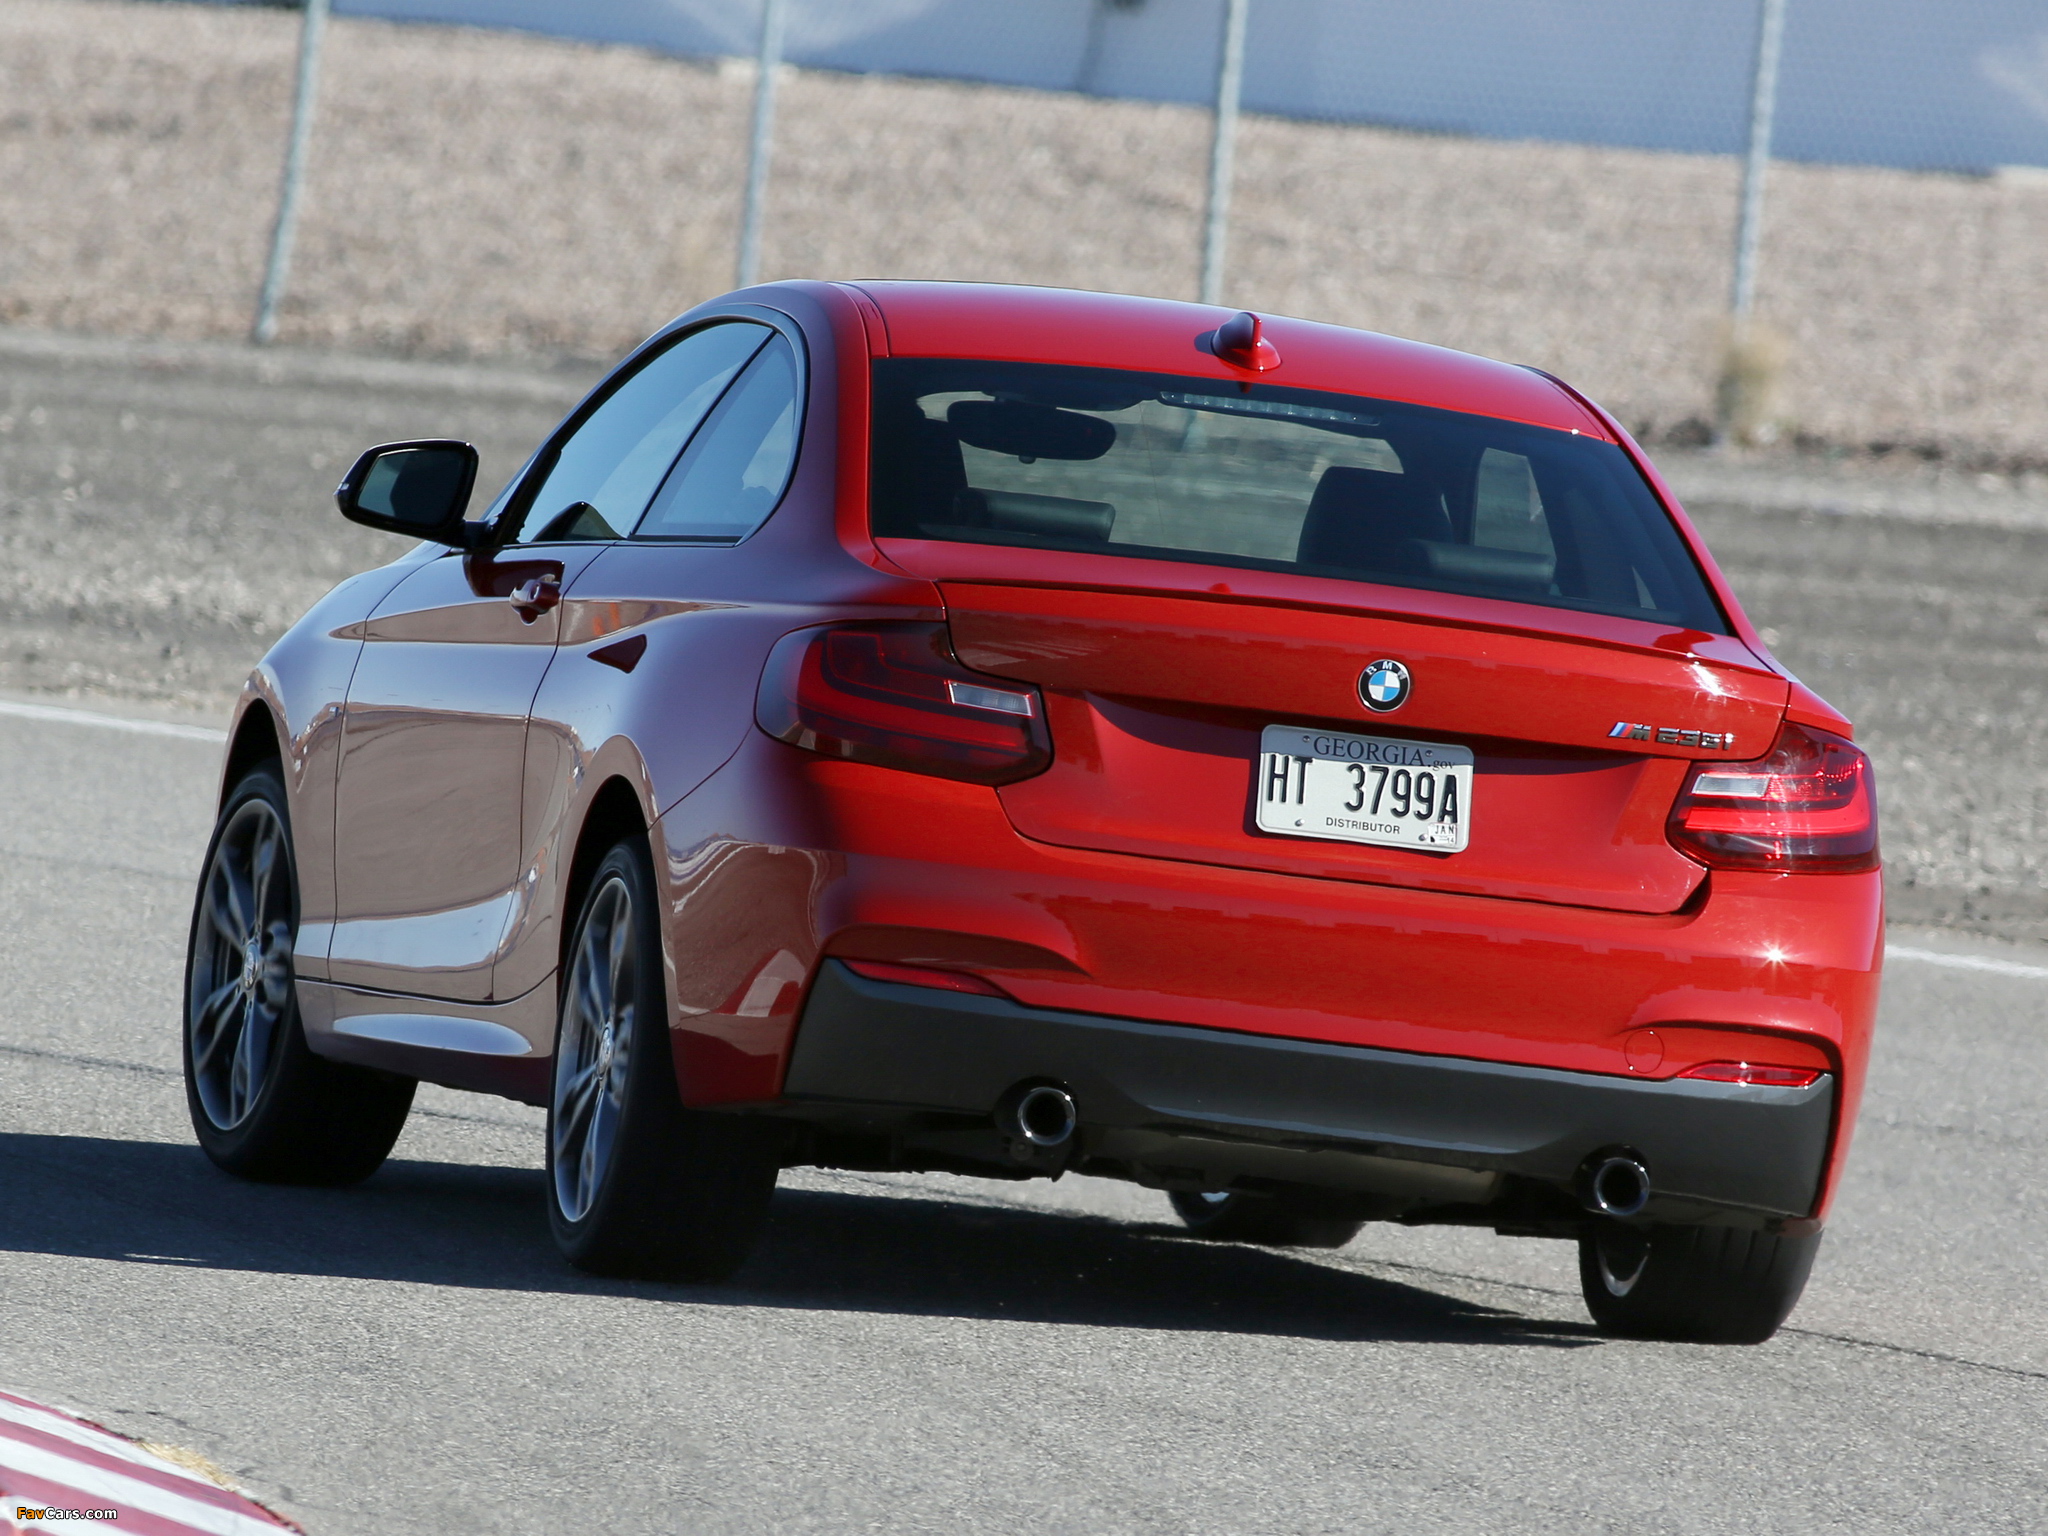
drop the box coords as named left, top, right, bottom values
left=552, top=875, right=639, bottom=1224
left=187, top=797, right=296, bottom=1131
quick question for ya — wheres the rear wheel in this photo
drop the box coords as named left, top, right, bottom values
left=547, top=836, right=779, bottom=1281
left=184, top=763, right=415, bottom=1184
left=1169, top=1190, right=1364, bottom=1249
left=1579, top=1220, right=1822, bottom=1343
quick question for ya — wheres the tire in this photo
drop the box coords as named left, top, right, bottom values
left=184, top=763, right=415, bottom=1184
left=546, top=836, right=779, bottom=1281
left=1578, top=1220, right=1822, bottom=1344
left=1168, top=1190, right=1364, bottom=1249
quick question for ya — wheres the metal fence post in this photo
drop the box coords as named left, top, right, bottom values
left=1729, top=0, right=1788, bottom=331
left=1199, top=0, right=1249, bottom=307
left=736, top=0, right=790, bottom=290
left=253, top=0, right=330, bottom=345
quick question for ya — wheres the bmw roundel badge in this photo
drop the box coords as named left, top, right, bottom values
left=1359, top=658, right=1411, bottom=712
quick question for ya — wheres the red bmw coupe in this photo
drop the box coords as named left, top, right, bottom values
left=184, top=282, right=1881, bottom=1342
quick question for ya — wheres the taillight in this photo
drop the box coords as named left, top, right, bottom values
left=756, top=622, right=1052, bottom=785
left=1667, top=721, right=1878, bottom=873
left=1677, top=1061, right=1825, bottom=1089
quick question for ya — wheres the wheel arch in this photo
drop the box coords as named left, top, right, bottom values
left=220, top=699, right=284, bottom=805
left=559, top=775, right=654, bottom=977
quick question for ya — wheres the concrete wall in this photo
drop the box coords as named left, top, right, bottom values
left=328, top=0, right=2048, bottom=171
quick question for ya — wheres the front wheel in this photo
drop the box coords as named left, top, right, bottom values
left=1169, top=1190, right=1364, bottom=1248
left=546, top=836, right=779, bottom=1281
left=184, top=763, right=415, bottom=1184
left=1578, top=1221, right=1822, bottom=1343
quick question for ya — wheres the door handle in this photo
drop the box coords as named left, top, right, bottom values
left=510, top=574, right=562, bottom=622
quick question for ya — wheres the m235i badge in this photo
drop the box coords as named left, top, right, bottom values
left=1609, top=721, right=1735, bottom=750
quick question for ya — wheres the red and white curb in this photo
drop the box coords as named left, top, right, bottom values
left=0, top=1391, right=298, bottom=1534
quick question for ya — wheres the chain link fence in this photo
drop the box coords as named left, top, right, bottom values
left=7, top=0, right=2048, bottom=461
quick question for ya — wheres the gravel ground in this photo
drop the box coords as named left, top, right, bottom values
left=5, top=0, right=2048, bottom=464
left=1, top=328, right=2041, bottom=939
left=0, top=331, right=578, bottom=709
left=1683, top=497, right=2048, bottom=936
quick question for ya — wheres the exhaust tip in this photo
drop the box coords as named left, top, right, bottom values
left=1011, top=1084, right=1078, bottom=1148
left=1586, top=1153, right=1652, bottom=1218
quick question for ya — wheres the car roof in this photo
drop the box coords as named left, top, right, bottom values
left=840, top=281, right=1608, bottom=439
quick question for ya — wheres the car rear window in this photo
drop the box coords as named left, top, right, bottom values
left=869, top=359, right=1727, bottom=633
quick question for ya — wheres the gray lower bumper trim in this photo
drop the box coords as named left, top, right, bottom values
left=786, top=962, right=1834, bottom=1218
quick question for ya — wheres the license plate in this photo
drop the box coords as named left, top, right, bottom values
left=1255, top=726, right=1473, bottom=852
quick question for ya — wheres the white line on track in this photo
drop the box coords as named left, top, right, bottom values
left=0, top=697, right=225, bottom=742
left=1885, top=945, right=2048, bottom=982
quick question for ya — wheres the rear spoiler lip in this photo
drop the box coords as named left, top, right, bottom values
left=890, top=540, right=1761, bottom=670
left=1515, top=368, right=1848, bottom=740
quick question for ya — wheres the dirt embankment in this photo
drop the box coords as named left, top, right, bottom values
left=3, top=0, right=2047, bottom=465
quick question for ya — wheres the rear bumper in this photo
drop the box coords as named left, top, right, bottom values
left=785, top=960, right=1835, bottom=1225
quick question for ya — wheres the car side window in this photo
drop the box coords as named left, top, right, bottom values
left=633, top=332, right=802, bottom=542
left=502, top=321, right=771, bottom=545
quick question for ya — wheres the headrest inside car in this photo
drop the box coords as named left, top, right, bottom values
left=1296, top=465, right=1452, bottom=569
left=955, top=489, right=1115, bottom=542
left=1411, top=541, right=1556, bottom=588
left=872, top=405, right=968, bottom=532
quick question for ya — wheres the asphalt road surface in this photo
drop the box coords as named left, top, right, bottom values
left=1, top=331, right=2045, bottom=1532
left=0, top=704, right=2045, bottom=1533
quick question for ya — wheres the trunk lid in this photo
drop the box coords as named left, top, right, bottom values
left=940, top=576, right=1788, bottom=914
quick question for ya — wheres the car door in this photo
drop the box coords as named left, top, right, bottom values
left=325, top=318, right=774, bottom=1002
left=497, top=326, right=810, bottom=1005
left=324, top=544, right=603, bottom=1001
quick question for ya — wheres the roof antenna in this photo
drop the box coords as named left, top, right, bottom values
left=1210, top=311, right=1280, bottom=371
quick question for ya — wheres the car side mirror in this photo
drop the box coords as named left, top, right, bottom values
left=335, top=440, right=479, bottom=546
